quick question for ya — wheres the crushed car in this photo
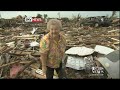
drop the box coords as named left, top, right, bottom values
left=80, top=16, right=112, bottom=27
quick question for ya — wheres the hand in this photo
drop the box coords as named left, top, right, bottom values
left=42, top=66, right=47, bottom=76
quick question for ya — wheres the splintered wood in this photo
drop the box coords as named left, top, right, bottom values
left=0, top=19, right=119, bottom=79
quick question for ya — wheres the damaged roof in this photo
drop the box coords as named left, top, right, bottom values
left=94, top=45, right=115, bottom=55
left=97, top=50, right=119, bottom=79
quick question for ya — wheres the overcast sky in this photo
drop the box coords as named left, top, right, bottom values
left=0, top=11, right=119, bottom=19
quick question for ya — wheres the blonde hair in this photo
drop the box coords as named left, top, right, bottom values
left=47, top=19, right=62, bottom=30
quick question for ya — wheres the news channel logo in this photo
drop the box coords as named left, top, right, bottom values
left=92, top=66, right=104, bottom=74
left=25, top=17, right=32, bottom=22
left=25, top=17, right=42, bottom=22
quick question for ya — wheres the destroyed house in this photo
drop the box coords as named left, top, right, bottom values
left=0, top=19, right=21, bottom=27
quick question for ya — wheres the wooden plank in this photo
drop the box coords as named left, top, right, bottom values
left=110, top=38, right=120, bottom=42
left=0, top=46, right=8, bottom=53
left=13, top=36, right=33, bottom=38
left=0, top=61, right=20, bottom=69
left=108, top=29, right=119, bottom=33
left=113, top=42, right=119, bottom=45
left=14, top=38, right=36, bottom=40
left=24, top=68, right=58, bottom=79
left=101, top=35, right=119, bottom=37
left=9, top=50, right=31, bottom=56
left=15, top=60, right=36, bottom=78
left=24, top=69, right=46, bottom=79
left=111, top=44, right=119, bottom=50
left=13, top=35, right=39, bottom=39
left=19, top=61, right=31, bottom=64
left=1, top=47, right=13, bottom=53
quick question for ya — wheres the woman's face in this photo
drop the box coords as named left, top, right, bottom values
left=49, top=25, right=60, bottom=37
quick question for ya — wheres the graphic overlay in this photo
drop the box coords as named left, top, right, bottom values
left=25, top=17, right=43, bottom=22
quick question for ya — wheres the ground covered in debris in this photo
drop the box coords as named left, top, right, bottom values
left=0, top=21, right=119, bottom=79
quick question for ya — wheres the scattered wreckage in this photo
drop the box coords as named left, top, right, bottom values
left=65, top=45, right=119, bottom=79
left=0, top=19, right=119, bottom=79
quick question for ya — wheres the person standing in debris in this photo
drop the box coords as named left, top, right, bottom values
left=40, top=19, right=66, bottom=79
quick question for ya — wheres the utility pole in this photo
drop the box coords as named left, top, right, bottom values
left=0, top=14, right=1, bottom=19
left=58, top=12, right=61, bottom=19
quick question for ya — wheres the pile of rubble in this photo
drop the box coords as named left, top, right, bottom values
left=0, top=22, right=119, bottom=79
left=63, top=26, right=119, bottom=50
left=64, top=45, right=119, bottom=79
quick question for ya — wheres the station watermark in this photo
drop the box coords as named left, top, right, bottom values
left=92, top=66, right=104, bottom=74
left=89, top=66, right=104, bottom=77
left=25, top=17, right=43, bottom=22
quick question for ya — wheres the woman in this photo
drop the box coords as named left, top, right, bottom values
left=40, top=19, right=66, bottom=79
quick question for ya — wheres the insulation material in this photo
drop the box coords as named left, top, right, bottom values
left=94, top=45, right=114, bottom=55
left=65, top=47, right=94, bottom=56
left=66, top=55, right=94, bottom=70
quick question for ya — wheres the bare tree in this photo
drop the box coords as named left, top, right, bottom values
left=0, top=14, right=1, bottom=19
left=36, top=14, right=42, bottom=18
left=43, top=14, right=48, bottom=19
left=109, top=11, right=117, bottom=19
left=111, top=11, right=116, bottom=17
